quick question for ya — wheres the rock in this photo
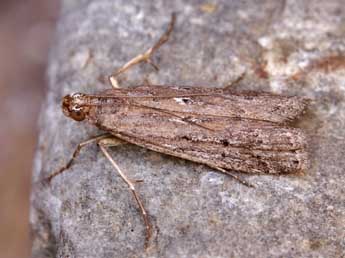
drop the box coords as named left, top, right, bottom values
left=31, top=0, right=345, bottom=257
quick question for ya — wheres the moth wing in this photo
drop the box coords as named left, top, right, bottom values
left=96, top=104, right=308, bottom=174
left=101, top=85, right=309, bottom=124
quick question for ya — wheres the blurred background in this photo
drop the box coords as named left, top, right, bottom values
left=0, top=1, right=59, bottom=257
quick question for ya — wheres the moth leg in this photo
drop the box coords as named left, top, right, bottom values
left=223, top=71, right=246, bottom=90
left=133, top=179, right=145, bottom=183
left=44, top=133, right=112, bottom=183
left=109, top=76, right=120, bottom=88
left=108, top=13, right=176, bottom=88
left=143, top=77, right=152, bottom=86
left=98, top=137, right=151, bottom=249
left=215, top=167, right=255, bottom=188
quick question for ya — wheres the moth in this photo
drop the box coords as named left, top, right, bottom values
left=46, top=14, right=309, bottom=248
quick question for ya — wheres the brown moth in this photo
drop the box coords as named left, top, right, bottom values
left=46, top=14, right=309, bottom=249
left=63, top=85, right=309, bottom=175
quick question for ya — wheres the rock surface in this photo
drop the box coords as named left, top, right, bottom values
left=31, top=0, right=345, bottom=257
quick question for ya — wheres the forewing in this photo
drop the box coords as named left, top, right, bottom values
left=94, top=103, right=308, bottom=174
left=100, top=85, right=309, bottom=124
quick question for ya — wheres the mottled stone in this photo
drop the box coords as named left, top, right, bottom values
left=31, top=0, right=345, bottom=257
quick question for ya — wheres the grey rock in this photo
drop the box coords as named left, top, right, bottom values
left=31, top=0, right=345, bottom=257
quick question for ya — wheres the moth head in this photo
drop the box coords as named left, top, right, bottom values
left=62, top=93, right=89, bottom=121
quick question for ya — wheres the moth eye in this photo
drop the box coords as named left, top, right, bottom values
left=71, top=110, right=85, bottom=121
left=70, top=106, right=86, bottom=121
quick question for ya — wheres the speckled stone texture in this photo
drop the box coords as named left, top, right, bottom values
left=31, top=1, right=345, bottom=257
